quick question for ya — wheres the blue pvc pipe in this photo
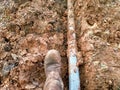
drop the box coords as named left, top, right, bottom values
left=69, top=55, right=80, bottom=90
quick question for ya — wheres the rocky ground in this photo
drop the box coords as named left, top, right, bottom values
left=0, top=0, right=120, bottom=90
left=75, top=0, right=120, bottom=90
left=0, top=0, right=68, bottom=90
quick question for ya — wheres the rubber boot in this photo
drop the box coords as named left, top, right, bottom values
left=43, top=49, right=64, bottom=90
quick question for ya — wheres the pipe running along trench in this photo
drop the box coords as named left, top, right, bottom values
left=67, top=0, right=80, bottom=90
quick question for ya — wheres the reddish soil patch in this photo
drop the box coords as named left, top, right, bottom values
left=75, top=0, right=120, bottom=90
left=0, top=0, right=68, bottom=89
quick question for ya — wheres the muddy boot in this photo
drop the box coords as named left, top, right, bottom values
left=43, top=49, right=64, bottom=90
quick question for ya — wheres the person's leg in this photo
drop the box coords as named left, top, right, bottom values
left=43, top=50, right=64, bottom=90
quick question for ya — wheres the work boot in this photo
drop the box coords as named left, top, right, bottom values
left=43, top=49, right=64, bottom=90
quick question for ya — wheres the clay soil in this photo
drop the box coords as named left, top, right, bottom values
left=0, top=0, right=120, bottom=90
left=75, top=0, right=120, bottom=90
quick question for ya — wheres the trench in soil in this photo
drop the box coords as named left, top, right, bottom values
left=0, top=0, right=83, bottom=89
left=0, top=0, right=70, bottom=89
left=1, top=0, right=120, bottom=90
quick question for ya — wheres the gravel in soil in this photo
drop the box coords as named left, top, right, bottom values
left=75, top=0, right=120, bottom=90
left=0, top=0, right=68, bottom=89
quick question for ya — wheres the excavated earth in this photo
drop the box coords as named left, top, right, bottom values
left=0, top=0, right=120, bottom=90
left=0, top=0, right=68, bottom=90
left=75, top=0, right=120, bottom=90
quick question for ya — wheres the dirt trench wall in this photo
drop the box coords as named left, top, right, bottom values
left=0, top=0, right=68, bottom=90
left=74, top=0, right=120, bottom=90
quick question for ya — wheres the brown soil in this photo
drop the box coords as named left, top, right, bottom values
left=75, top=0, right=120, bottom=90
left=0, top=0, right=68, bottom=90
left=0, top=0, right=120, bottom=90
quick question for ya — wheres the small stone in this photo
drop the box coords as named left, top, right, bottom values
left=100, top=62, right=108, bottom=72
left=106, top=43, right=110, bottom=46
left=20, top=50, right=27, bottom=55
left=11, top=53, right=18, bottom=60
left=25, top=84, right=36, bottom=89
left=109, top=80, right=112, bottom=85
left=93, top=61, right=100, bottom=66
left=32, top=81, right=39, bottom=86
left=1, top=62, right=15, bottom=76
left=4, top=44, right=12, bottom=52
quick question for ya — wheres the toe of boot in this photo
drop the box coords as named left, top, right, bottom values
left=44, top=49, right=61, bottom=76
